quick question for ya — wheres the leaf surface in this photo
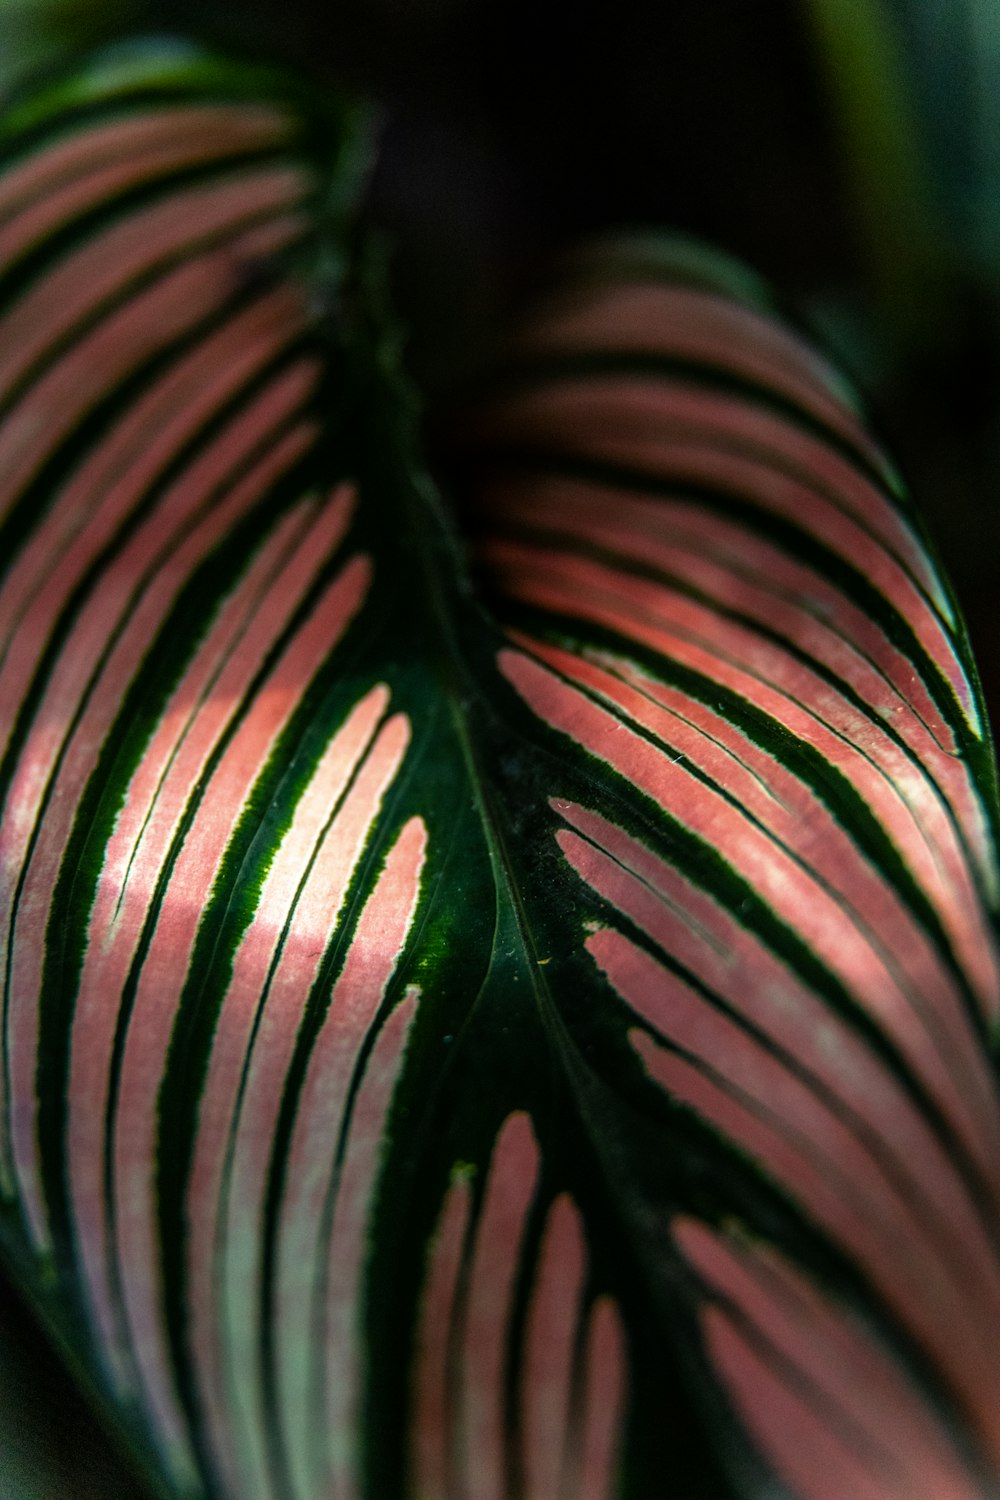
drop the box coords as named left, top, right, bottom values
left=2, top=44, right=1000, bottom=1500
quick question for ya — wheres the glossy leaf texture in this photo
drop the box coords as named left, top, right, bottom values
left=2, top=41, right=1000, bottom=1500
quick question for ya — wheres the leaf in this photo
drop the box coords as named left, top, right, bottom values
left=0, top=0, right=137, bottom=94
left=800, top=0, right=947, bottom=346
left=804, top=0, right=1000, bottom=339
left=1, top=40, right=1000, bottom=1500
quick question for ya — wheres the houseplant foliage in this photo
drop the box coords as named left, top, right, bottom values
left=2, top=35, right=1000, bottom=1500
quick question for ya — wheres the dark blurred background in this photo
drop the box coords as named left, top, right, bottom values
left=1, top=2, right=999, bottom=1493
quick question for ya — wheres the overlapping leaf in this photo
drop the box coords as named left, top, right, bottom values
left=1, top=42, right=1000, bottom=1500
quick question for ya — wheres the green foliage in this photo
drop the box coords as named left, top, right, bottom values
left=1, top=17, right=1000, bottom=1500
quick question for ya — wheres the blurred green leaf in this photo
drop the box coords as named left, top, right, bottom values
left=0, top=0, right=147, bottom=93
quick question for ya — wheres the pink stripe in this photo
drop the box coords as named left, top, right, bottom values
left=457, top=1112, right=540, bottom=1500
left=0, top=104, right=292, bottom=236
left=0, top=112, right=294, bottom=271
left=0, top=284, right=309, bottom=673
left=188, top=683, right=393, bottom=1492
left=543, top=641, right=958, bottom=991
left=675, top=1219, right=984, bottom=1500
left=593, top=924, right=1000, bottom=1353
left=472, top=378, right=957, bottom=652
left=500, top=648, right=1000, bottom=1162
left=3, top=393, right=319, bottom=1235
left=528, top=638, right=999, bottom=1099
left=411, top=1178, right=474, bottom=1500
left=0, top=216, right=303, bottom=523
left=488, top=505, right=968, bottom=769
left=324, top=985, right=424, bottom=1500
left=515, top=279, right=882, bottom=468
left=276, top=817, right=427, bottom=1500
left=568, top=1297, right=627, bottom=1500
left=553, top=804, right=1000, bottom=1285
left=482, top=468, right=995, bottom=912
left=507, top=592, right=995, bottom=1004
left=599, top=650, right=1000, bottom=998
left=483, top=470, right=958, bottom=759
left=100, top=556, right=371, bottom=1471
left=0, top=165, right=307, bottom=400
left=3, top=357, right=317, bottom=845
left=480, top=463, right=996, bottom=908
left=66, top=487, right=353, bottom=1390
left=68, top=499, right=311, bottom=1392
left=499, top=563, right=1000, bottom=1022
left=633, top=1027, right=1000, bottom=1463
left=520, top=1193, right=587, bottom=1500
left=197, top=719, right=414, bottom=1498
left=1, top=360, right=318, bottom=1025
left=700, top=1304, right=897, bottom=1500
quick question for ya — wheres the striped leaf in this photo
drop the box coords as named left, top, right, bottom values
left=1, top=43, right=1000, bottom=1500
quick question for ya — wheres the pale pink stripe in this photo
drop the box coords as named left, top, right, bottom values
left=529, top=637, right=998, bottom=1101
left=412, top=1178, right=474, bottom=1500
left=473, top=378, right=957, bottom=653
left=4, top=395, right=319, bottom=1237
left=516, top=279, right=880, bottom=466
left=95, top=484, right=354, bottom=941
left=0, top=105, right=292, bottom=235
left=0, top=217, right=301, bottom=522
left=2, top=359, right=317, bottom=874
left=275, top=817, right=427, bottom=1500
left=483, top=470, right=957, bottom=758
left=325, top=986, right=424, bottom=1500
left=701, top=1305, right=899, bottom=1500
left=633, top=1028, right=1000, bottom=1464
left=600, top=650, right=1000, bottom=1000
left=521, top=1194, right=586, bottom=1500
left=2, top=372, right=316, bottom=1206
left=489, top=515, right=967, bottom=779
left=486, top=469, right=999, bottom=917
left=203, top=718, right=414, bottom=1500
left=0, top=112, right=293, bottom=271
left=103, top=557, right=371, bottom=1474
left=0, top=420, right=314, bottom=1201
left=458, top=1112, right=540, bottom=1500
left=504, top=565, right=999, bottom=1014
left=675, top=1219, right=983, bottom=1500
left=188, top=675, right=388, bottom=1492
left=508, top=603, right=997, bottom=1026
left=498, top=560, right=1000, bottom=1024
left=0, top=165, right=306, bottom=400
left=554, top=806, right=1000, bottom=1286
left=541, top=637, right=967, bottom=1009
left=68, top=499, right=310, bottom=1390
left=38, top=489, right=328, bottom=1464
left=500, top=648, right=1000, bottom=1162
left=644, top=414, right=972, bottom=719
left=594, top=925, right=1000, bottom=1359
left=565, top=1297, right=626, bottom=1500
left=481, top=464, right=996, bottom=913
left=0, top=284, right=308, bottom=672
left=67, top=488, right=352, bottom=1390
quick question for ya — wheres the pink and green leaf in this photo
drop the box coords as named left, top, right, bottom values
left=2, top=40, right=1000, bottom=1500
